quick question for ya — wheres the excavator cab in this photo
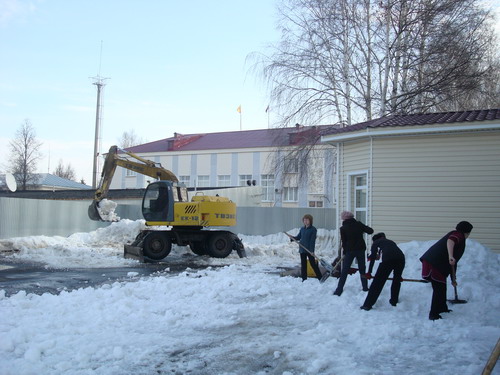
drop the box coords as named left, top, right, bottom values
left=142, top=181, right=175, bottom=222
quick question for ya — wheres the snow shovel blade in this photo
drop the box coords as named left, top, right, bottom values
left=320, top=270, right=331, bottom=283
left=449, top=299, right=468, bottom=304
left=319, top=259, right=334, bottom=273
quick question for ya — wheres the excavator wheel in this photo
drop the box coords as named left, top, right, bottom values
left=206, top=232, right=233, bottom=258
left=143, top=232, right=172, bottom=260
left=189, top=241, right=207, bottom=256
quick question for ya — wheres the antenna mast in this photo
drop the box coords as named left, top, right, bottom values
left=91, top=41, right=109, bottom=189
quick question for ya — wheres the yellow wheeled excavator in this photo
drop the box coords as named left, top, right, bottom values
left=88, top=145, right=245, bottom=261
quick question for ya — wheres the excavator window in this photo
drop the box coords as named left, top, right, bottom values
left=142, top=181, right=174, bottom=222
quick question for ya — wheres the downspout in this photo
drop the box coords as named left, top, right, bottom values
left=335, top=142, right=342, bottom=251
left=369, top=137, right=374, bottom=228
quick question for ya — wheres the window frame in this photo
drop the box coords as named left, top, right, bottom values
left=261, top=174, right=275, bottom=202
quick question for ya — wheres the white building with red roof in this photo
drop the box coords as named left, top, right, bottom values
left=109, top=125, right=338, bottom=208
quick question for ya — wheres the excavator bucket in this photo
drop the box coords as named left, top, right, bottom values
left=88, top=201, right=104, bottom=221
left=123, top=231, right=147, bottom=262
left=124, top=244, right=145, bottom=262
left=88, top=200, right=120, bottom=222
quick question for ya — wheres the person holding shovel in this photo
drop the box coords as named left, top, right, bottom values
left=290, top=214, right=323, bottom=281
left=420, top=221, right=473, bottom=321
left=360, top=233, right=405, bottom=311
left=333, top=211, right=374, bottom=296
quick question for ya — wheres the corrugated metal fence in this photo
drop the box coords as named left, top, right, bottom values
left=0, top=197, right=337, bottom=239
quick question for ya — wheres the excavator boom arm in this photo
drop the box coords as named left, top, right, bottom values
left=89, top=145, right=178, bottom=221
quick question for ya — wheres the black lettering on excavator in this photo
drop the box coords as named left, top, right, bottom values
left=180, top=216, right=199, bottom=221
left=214, top=213, right=236, bottom=219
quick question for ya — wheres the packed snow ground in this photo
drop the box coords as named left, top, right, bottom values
left=0, top=220, right=499, bottom=375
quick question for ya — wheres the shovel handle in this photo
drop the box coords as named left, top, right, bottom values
left=361, top=275, right=429, bottom=283
left=284, top=231, right=334, bottom=273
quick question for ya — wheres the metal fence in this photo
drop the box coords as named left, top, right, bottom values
left=0, top=197, right=337, bottom=239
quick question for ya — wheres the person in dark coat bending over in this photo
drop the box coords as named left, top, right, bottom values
left=420, top=221, right=473, bottom=321
left=333, top=211, right=374, bottom=296
left=291, top=214, right=322, bottom=281
left=360, top=233, right=405, bottom=311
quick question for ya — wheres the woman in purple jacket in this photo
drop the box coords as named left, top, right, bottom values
left=420, top=221, right=473, bottom=320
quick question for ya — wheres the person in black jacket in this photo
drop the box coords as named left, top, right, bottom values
left=419, top=221, right=473, bottom=320
left=360, top=233, right=405, bottom=310
left=291, top=214, right=322, bottom=281
left=333, top=211, right=374, bottom=296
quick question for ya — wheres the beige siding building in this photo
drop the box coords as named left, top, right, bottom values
left=322, top=109, right=500, bottom=253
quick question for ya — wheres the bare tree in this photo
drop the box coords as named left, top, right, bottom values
left=117, top=129, right=145, bottom=148
left=53, top=159, right=76, bottom=181
left=254, top=0, right=498, bottom=127
left=9, top=119, right=43, bottom=191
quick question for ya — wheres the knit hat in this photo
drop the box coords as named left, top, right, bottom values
left=456, top=221, right=473, bottom=233
left=372, top=233, right=385, bottom=241
left=341, top=211, right=354, bottom=221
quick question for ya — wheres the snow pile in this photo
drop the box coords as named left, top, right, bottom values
left=96, top=199, right=120, bottom=221
left=0, top=240, right=499, bottom=375
left=0, top=220, right=145, bottom=268
left=0, top=222, right=499, bottom=374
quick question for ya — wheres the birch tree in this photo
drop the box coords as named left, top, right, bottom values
left=53, top=160, right=76, bottom=181
left=118, top=129, right=145, bottom=149
left=8, top=119, right=43, bottom=191
left=255, top=0, right=498, bottom=126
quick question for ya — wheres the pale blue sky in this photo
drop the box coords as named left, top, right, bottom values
left=0, top=0, right=279, bottom=183
left=1, top=1, right=498, bottom=185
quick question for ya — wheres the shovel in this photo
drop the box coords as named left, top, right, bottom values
left=448, top=265, right=467, bottom=304
left=284, top=232, right=339, bottom=283
left=361, top=275, right=429, bottom=283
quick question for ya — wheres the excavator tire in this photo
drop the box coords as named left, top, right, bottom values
left=143, top=232, right=172, bottom=260
left=206, top=232, right=233, bottom=258
left=189, top=241, right=207, bottom=256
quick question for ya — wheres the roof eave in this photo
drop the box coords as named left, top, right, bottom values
left=321, top=122, right=500, bottom=143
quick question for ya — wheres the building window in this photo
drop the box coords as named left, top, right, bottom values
left=197, top=175, right=210, bottom=188
left=261, top=174, right=275, bottom=202
left=351, top=174, right=367, bottom=223
left=285, top=158, right=298, bottom=173
left=239, top=174, right=252, bottom=186
left=179, top=175, right=190, bottom=187
left=283, top=187, right=298, bottom=202
left=125, top=169, right=137, bottom=177
left=217, top=175, right=231, bottom=187
left=309, top=200, right=323, bottom=208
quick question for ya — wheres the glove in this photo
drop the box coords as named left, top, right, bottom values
left=367, top=256, right=372, bottom=261
left=364, top=273, right=372, bottom=280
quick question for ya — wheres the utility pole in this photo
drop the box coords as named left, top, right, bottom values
left=91, top=41, right=109, bottom=189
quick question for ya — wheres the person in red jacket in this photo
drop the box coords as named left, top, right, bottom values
left=333, top=211, right=374, bottom=296
left=420, top=221, right=473, bottom=320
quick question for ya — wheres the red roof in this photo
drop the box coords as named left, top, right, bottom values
left=125, top=125, right=338, bottom=153
left=321, top=109, right=500, bottom=136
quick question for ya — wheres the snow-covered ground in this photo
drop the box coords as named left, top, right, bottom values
left=0, top=221, right=499, bottom=375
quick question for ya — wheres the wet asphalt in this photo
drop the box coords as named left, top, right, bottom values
left=0, top=252, right=224, bottom=297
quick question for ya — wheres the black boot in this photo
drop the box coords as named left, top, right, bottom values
left=429, top=313, right=442, bottom=321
